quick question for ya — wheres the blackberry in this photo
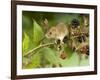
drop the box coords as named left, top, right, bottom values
left=71, top=19, right=80, bottom=28
left=77, top=35, right=86, bottom=43
left=58, top=45, right=62, bottom=50
left=86, top=45, right=89, bottom=55
left=63, top=35, right=68, bottom=43
left=72, top=47, right=76, bottom=51
left=60, top=51, right=67, bottom=59
left=82, top=35, right=86, bottom=42
left=56, top=39, right=60, bottom=44
left=77, top=36, right=82, bottom=43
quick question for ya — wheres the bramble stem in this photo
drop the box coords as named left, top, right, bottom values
left=23, top=43, right=54, bottom=57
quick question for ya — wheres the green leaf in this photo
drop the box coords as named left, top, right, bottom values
left=64, top=44, right=73, bottom=58
left=59, top=53, right=80, bottom=67
left=33, top=20, right=44, bottom=44
left=22, top=32, right=29, bottom=55
left=39, top=47, right=59, bottom=66
left=80, top=56, right=89, bottom=66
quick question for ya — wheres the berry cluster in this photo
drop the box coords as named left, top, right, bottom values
left=70, top=19, right=89, bottom=57
left=60, top=18, right=89, bottom=60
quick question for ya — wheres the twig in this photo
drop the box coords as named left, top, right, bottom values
left=75, top=42, right=88, bottom=51
left=70, top=32, right=88, bottom=39
left=23, top=43, right=54, bottom=57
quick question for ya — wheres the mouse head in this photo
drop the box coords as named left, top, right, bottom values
left=45, top=27, right=57, bottom=39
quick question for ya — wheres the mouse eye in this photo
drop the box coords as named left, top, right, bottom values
left=49, top=32, right=52, bottom=35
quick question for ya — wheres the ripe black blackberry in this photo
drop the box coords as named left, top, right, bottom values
left=77, top=35, right=86, bottom=43
left=63, top=35, right=68, bottom=43
left=71, top=19, right=80, bottom=28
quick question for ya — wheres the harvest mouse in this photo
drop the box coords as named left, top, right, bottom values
left=45, top=22, right=69, bottom=44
